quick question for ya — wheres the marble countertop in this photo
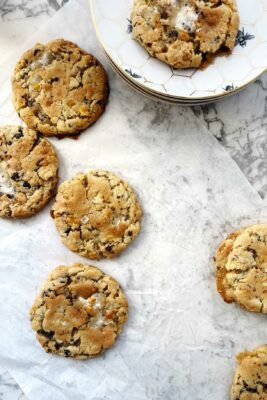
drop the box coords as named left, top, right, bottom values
left=0, top=1, right=266, bottom=399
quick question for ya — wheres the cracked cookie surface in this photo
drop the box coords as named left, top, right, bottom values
left=131, top=0, right=239, bottom=69
left=12, top=39, right=109, bottom=137
left=51, top=170, right=142, bottom=260
left=215, top=225, right=267, bottom=314
left=0, top=125, right=58, bottom=218
left=30, top=263, right=128, bottom=359
left=231, top=345, right=267, bottom=400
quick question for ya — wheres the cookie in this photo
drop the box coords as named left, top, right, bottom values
left=12, top=39, right=109, bottom=137
left=30, top=263, right=128, bottom=359
left=231, top=345, right=267, bottom=400
left=51, top=170, right=142, bottom=259
left=131, top=0, right=239, bottom=69
left=215, top=224, right=267, bottom=313
left=0, top=125, right=58, bottom=218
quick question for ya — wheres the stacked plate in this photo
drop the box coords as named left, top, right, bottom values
left=90, top=0, right=267, bottom=105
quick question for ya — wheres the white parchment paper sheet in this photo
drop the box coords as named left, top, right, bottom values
left=0, top=1, right=266, bottom=399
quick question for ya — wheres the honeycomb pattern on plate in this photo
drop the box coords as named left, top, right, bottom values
left=91, top=0, right=267, bottom=99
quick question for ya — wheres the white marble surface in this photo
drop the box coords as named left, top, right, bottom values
left=0, top=1, right=266, bottom=399
left=192, top=73, right=267, bottom=199
left=0, top=367, right=26, bottom=400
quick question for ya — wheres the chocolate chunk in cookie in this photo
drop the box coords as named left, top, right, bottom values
left=51, top=170, right=142, bottom=260
left=131, top=0, right=239, bottom=69
left=0, top=125, right=58, bottom=218
left=30, top=263, right=128, bottom=359
left=231, top=345, right=267, bottom=400
left=215, top=224, right=267, bottom=313
left=12, top=39, right=109, bottom=137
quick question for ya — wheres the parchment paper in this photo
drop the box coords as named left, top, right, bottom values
left=0, top=1, right=266, bottom=399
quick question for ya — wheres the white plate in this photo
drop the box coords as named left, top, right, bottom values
left=104, top=50, right=227, bottom=106
left=90, top=0, right=267, bottom=100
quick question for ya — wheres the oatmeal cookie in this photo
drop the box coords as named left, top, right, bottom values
left=215, top=225, right=267, bottom=313
left=131, top=0, right=239, bottom=68
left=0, top=125, right=58, bottom=218
left=51, top=170, right=142, bottom=260
left=231, top=345, right=267, bottom=400
left=12, top=39, right=109, bottom=136
left=30, top=263, right=128, bottom=359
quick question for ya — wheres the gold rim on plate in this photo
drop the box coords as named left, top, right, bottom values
left=104, top=49, right=220, bottom=105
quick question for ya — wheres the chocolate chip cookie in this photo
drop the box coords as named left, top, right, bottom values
left=12, top=39, right=109, bottom=137
left=51, top=170, right=142, bottom=259
left=215, top=224, right=267, bottom=313
left=131, top=0, right=239, bottom=69
left=0, top=125, right=58, bottom=218
left=231, top=345, right=267, bottom=400
left=30, top=263, right=128, bottom=359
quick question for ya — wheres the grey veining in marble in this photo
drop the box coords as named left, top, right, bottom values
left=0, top=368, right=26, bottom=400
left=0, top=0, right=69, bottom=20
left=193, top=73, right=267, bottom=198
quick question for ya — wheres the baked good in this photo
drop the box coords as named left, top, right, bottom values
left=231, top=345, right=267, bottom=400
left=215, top=224, right=267, bottom=313
left=51, top=170, right=142, bottom=260
left=12, top=39, right=109, bottom=137
left=131, top=0, right=239, bottom=69
left=30, top=263, right=128, bottom=359
left=0, top=125, right=58, bottom=218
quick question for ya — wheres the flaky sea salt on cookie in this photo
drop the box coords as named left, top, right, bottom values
left=51, top=170, right=142, bottom=260
left=131, top=0, right=239, bottom=69
left=215, top=224, right=267, bottom=314
left=12, top=39, right=109, bottom=137
left=231, top=345, right=267, bottom=400
left=30, top=264, right=128, bottom=359
left=0, top=125, right=58, bottom=218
